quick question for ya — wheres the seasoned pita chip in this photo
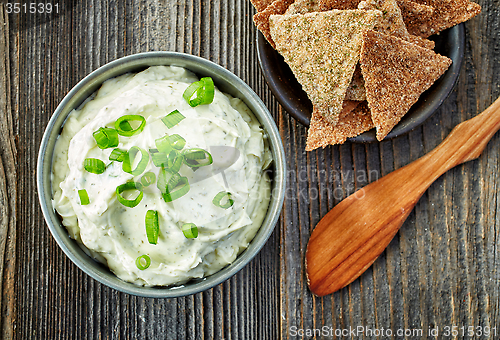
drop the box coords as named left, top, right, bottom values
left=285, top=0, right=322, bottom=14
left=358, top=0, right=434, bottom=49
left=406, top=0, right=481, bottom=38
left=396, top=0, right=434, bottom=36
left=407, top=34, right=435, bottom=49
left=319, top=0, right=362, bottom=10
left=251, top=0, right=275, bottom=12
left=269, top=10, right=381, bottom=125
left=306, top=101, right=374, bottom=150
left=345, top=65, right=366, bottom=101
left=360, top=30, right=452, bottom=140
left=254, top=0, right=295, bottom=48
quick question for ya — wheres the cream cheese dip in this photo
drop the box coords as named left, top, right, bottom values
left=51, top=66, right=272, bottom=286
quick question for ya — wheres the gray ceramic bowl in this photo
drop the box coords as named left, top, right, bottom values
left=37, top=52, right=286, bottom=298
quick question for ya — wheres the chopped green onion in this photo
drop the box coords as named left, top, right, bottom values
left=155, top=135, right=173, bottom=154
left=119, top=120, right=133, bottom=131
left=115, top=115, right=146, bottom=136
left=157, top=168, right=180, bottom=194
left=213, top=191, right=234, bottom=209
left=116, top=182, right=143, bottom=207
left=162, top=176, right=190, bottom=202
left=182, top=77, right=215, bottom=107
left=84, top=158, right=106, bottom=174
left=145, top=210, right=160, bottom=245
left=181, top=223, right=198, bottom=239
left=182, top=148, right=213, bottom=168
left=93, top=127, right=119, bottom=149
left=167, top=151, right=183, bottom=173
left=78, top=189, right=90, bottom=205
left=151, top=151, right=168, bottom=167
left=141, top=172, right=156, bottom=187
left=161, top=110, right=185, bottom=128
left=122, top=146, right=149, bottom=176
left=157, top=169, right=189, bottom=203
left=109, top=148, right=127, bottom=162
left=135, top=255, right=151, bottom=270
left=168, top=134, right=186, bottom=150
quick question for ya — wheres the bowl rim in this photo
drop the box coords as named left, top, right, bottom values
left=256, top=24, right=465, bottom=142
left=37, top=51, right=286, bottom=298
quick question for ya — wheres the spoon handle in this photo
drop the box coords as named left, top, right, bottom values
left=419, top=96, right=500, bottom=181
left=306, top=96, right=500, bottom=296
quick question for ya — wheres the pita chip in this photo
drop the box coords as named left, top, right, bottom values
left=269, top=10, right=381, bottom=125
left=254, top=0, right=295, bottom=48
left=396, top=0, right=434, bottom=36
left=406, top=0, right=481, bottom=38
left=345, top=65, right=366, bottom=101
left=360, top=30, right=452, bottom=140
left=251, top=0, right=275, bottom=12
left=306, top=101, right=374, bottom=150
left=358, top=0, right=435, bottom=49
left=285, top=0, right=322, bottom=14
left=319, top=0, right=362, bottom=10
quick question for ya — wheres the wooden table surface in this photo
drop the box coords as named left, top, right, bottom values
left=0, top=1, right=499, bottom=339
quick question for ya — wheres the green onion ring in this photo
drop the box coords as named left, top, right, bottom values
left=168, top=134, right=186, bottom=150
left=157, top=168, right=180, bottom=194
left=167, top=151, right=183, bottom=173
left=115, top=115, right=146, bottom=136
left=200, top=77, right=215, bottom=104
left=182, top=77, right=215, bottom=107
left=161, top=110, right=185, bottom=129
left=93, top=127, right=119, bottom=149
left=119, top=120, right=133, bottom=131
left=109, top=148, right=127, bottom=162
left=116, top=182, right=143, bottom=208
left=182, top=148, right=213, bottom=168
left=155, top=135, right=173, bottom=154
left=122, top=146, right=149, bottom=176
left=135, top=255, right=151, bottom=270
left=151, top=151, right=168, bottom=167
left=162, top=176, right=190, bottom=203
left=141, top=172, right=156, bottom=187
left=145, top=210, right=160, bottom=244
left=78, top=189, right=90, bottom=205
left=213, top=191, right=234, bottom=209
left=84, top=158, right=106, bottom=174
left=181, top=223, right=198, bottom=239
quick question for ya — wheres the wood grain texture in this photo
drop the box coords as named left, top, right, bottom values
left=0, top=5, right=17, bottom=339
left=1, top=0, right=499, bottom=339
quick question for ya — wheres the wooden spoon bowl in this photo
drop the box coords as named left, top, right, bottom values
left=306, top=96, right=500, bottom=297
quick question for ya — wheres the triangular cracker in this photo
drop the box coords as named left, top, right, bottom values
left=358, top=0, right=435, bottom=49
left=285, top=0, right=322, bottom=14
left=319, top=0, right=362, bottom=10
left=269, top=10, right=382, bottom=125
left=345, top=65, right=366, bottom=101
left=254, top=0, right=295, bottom=48
left=396, top=0, right=435, bottom=36
left=407, top=0, right=481, bottom=38
left=360, top=30, right=452, bottom=140
left=251, top=0, right=275, bottom=12
left=306, top=101, right=374, bottom=150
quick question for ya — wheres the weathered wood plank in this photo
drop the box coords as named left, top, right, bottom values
left=3, top=0, right=500, bottom=339
left=0, top=5, right=17, bottom=339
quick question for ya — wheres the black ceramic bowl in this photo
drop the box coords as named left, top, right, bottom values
left=257, top=24, right=465, bottom=142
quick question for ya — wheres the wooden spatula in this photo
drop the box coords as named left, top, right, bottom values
left=306, top=96, right=500, bottom=297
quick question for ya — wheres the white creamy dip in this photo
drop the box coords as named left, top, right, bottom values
left=52, top=66, right=272, bottom=286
